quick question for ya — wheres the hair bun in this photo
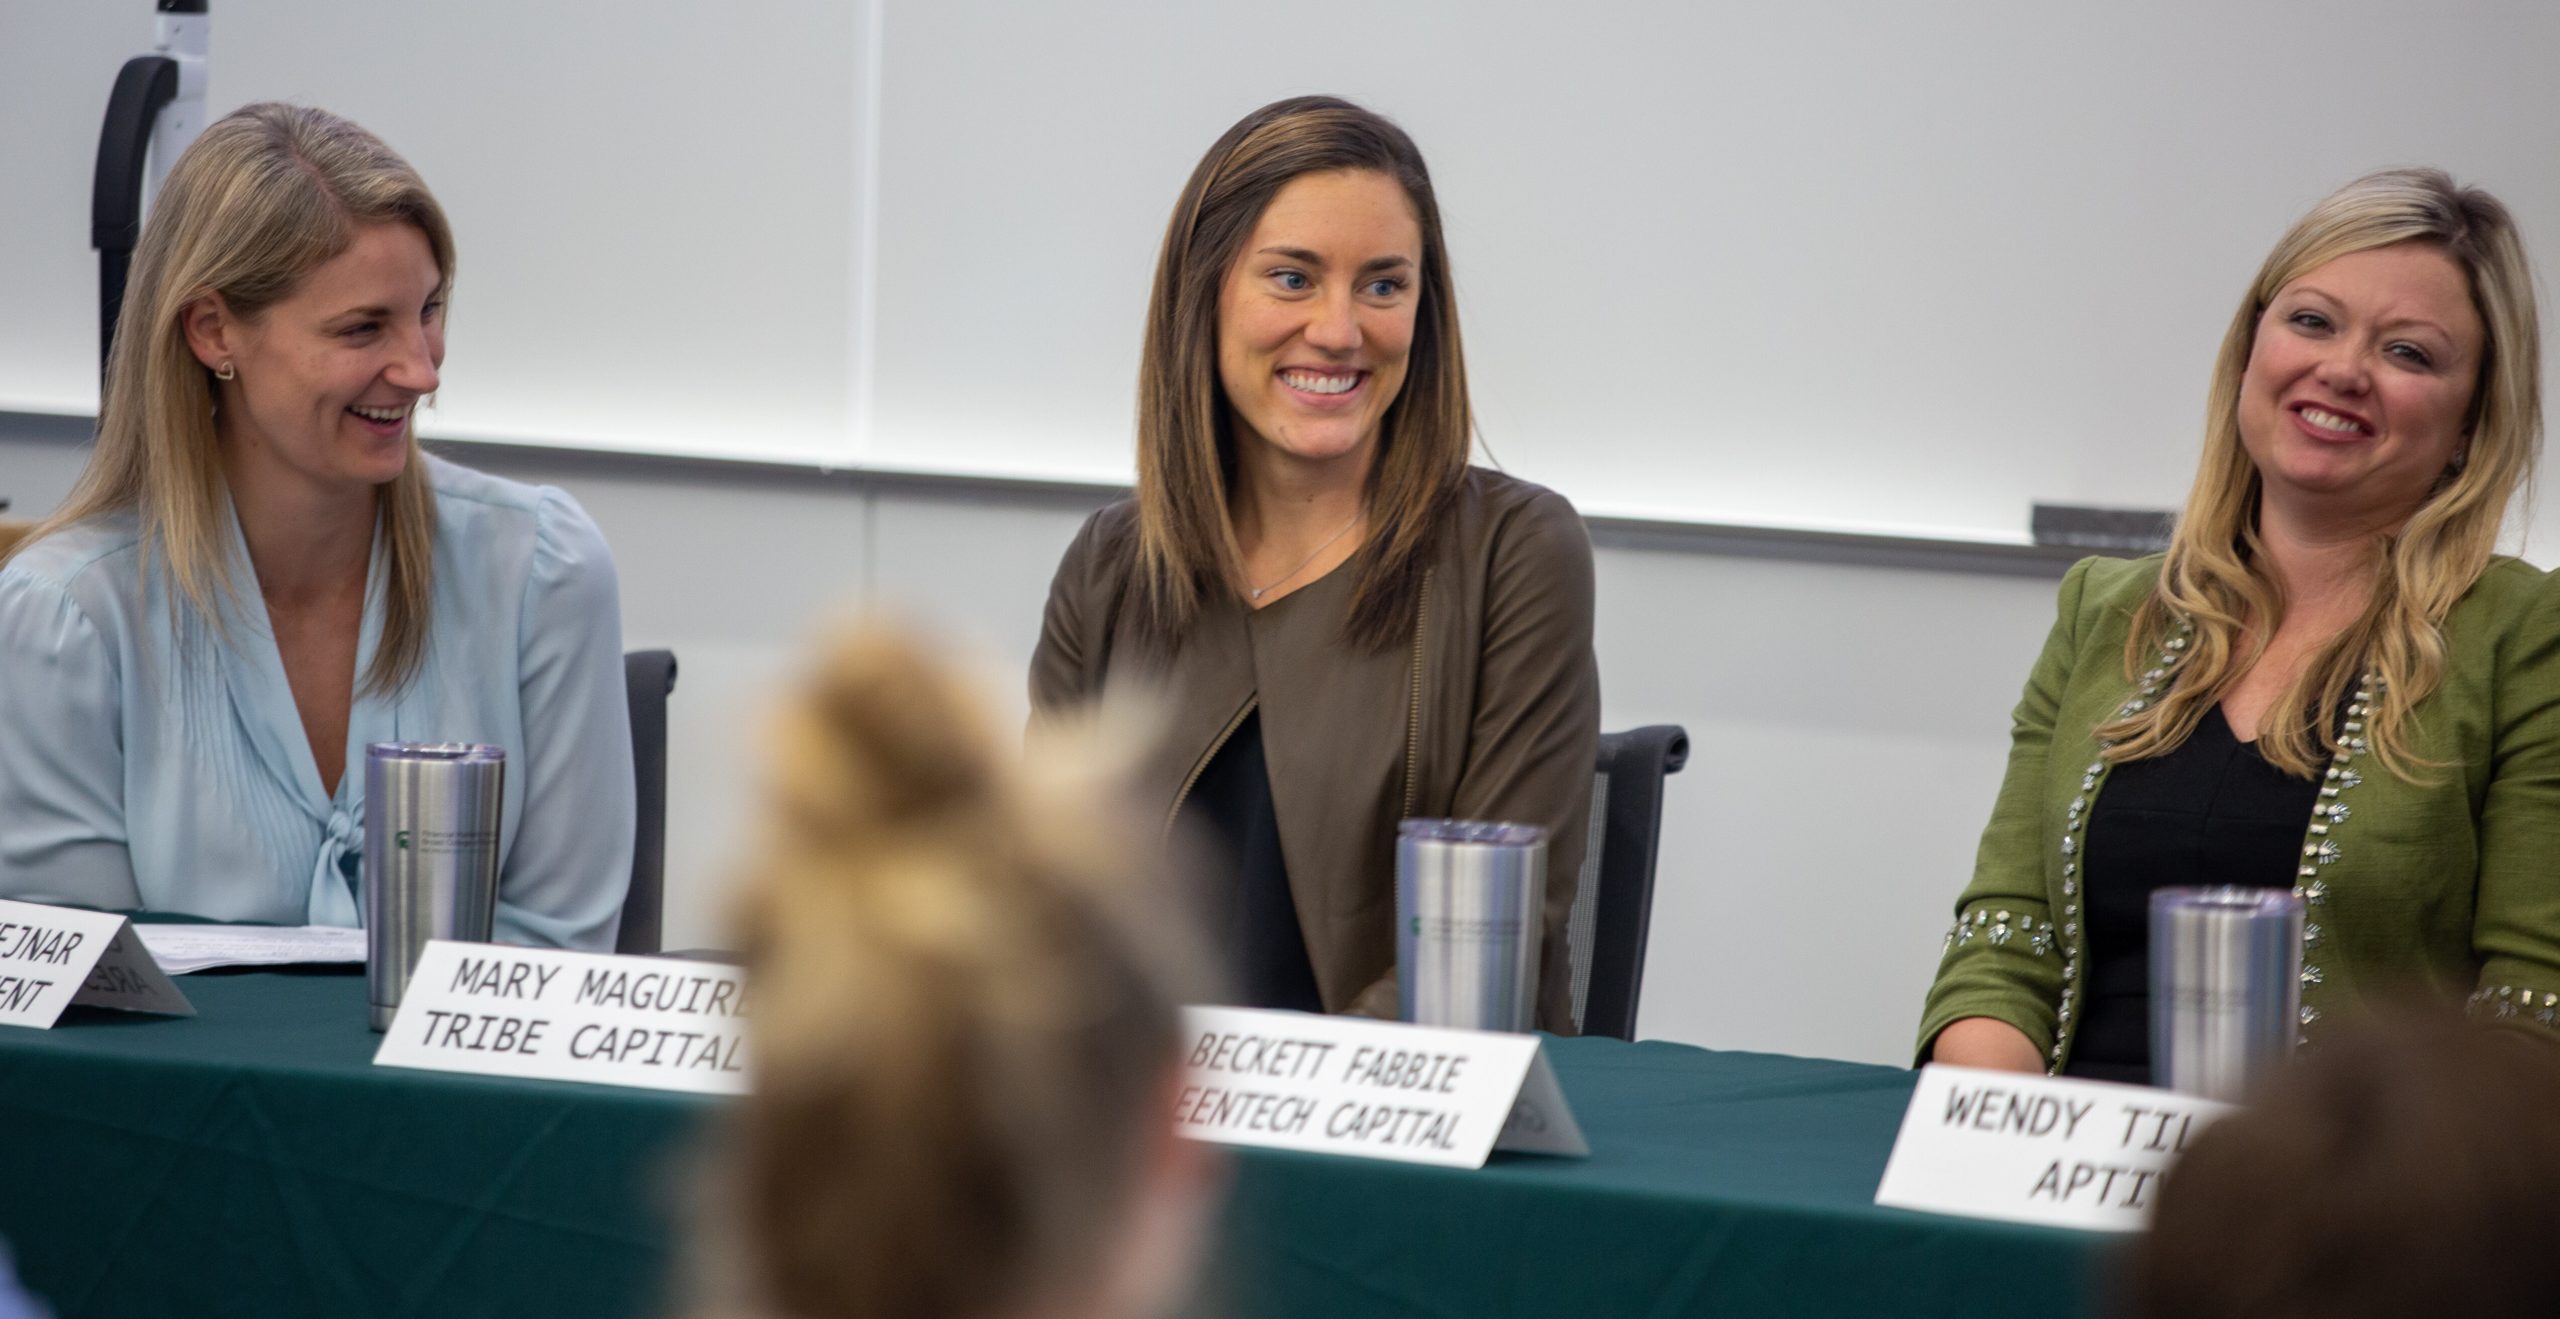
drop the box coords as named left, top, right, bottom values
left=771, top=627, right=1000, bottom=842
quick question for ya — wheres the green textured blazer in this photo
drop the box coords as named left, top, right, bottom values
left=1919, top=552, right=2560, bottom=1072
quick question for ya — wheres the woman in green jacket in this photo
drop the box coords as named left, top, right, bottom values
left=1921, top=168, right=2558, bottom=1082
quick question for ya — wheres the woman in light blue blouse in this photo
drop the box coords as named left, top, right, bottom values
left=0, top=103, right=631, bottom=950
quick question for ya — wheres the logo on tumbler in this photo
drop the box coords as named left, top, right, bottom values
left=1417, top=915, right=1520, bottom=940
left=394, top=828, right=499, bottom=855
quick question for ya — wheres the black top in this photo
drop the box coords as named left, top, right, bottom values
left=1178, top=709, right=1324, bottom=1013
left=2066, top=705, right=2322, bottom=1085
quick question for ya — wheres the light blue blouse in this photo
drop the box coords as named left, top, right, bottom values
left=0, top=456, right=632, bottom=950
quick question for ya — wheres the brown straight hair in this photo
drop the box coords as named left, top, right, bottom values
left=1133, top=95, right=1472, bottom=652
left=14, top=103, right=452, bottom=696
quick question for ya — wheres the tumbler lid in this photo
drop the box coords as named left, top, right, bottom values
left=365, top=742, right=505, bottom=764
left=1399, top=818, right=1547, bottom=847
left=2150, top=885, right=2302, bottom=916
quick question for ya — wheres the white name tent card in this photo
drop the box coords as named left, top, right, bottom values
left=1874, top=1064, right=2235, bottom=1232
left=76, top=926, right=195, bottom=1017
left=1174, top=1006, right=1588, bottom=1169
left=374, top=940, right=748, bottom=1095
left=0, top=899, right=193, bottom=1028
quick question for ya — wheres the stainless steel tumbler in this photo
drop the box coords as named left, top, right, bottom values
left=363, top=743, right=506, bottom=1030
left=1397, top=819, right=1546, bottom=1032
left=2151, top=886, right=2304, bottom=1101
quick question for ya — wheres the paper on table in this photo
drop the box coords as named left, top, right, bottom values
left=131, top=924, right=367, bottom=974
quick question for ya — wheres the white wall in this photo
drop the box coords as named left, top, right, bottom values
left=1, top=0, right=865, bottom=459
left=15, top=2, right=2560, bottom=542
left=0, top=420, right=2059, bottom=1065
left=864, top=0, right=2560, bottom=542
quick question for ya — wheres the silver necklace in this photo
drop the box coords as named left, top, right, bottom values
left=1247, top=514, right=1361, bottom=601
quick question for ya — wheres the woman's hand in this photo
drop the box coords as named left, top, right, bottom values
left=1931, top=1016, right=2045, bottom=1073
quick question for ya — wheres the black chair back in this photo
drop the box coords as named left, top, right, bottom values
left=1566, top=725, right=1690, bottom=1040
left=618, top=649, right=679, bottom=955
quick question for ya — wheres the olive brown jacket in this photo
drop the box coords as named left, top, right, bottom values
left=1920, top=553, right=2560, bottom=1071
left=1032, top=468, right=1601, bottom=1030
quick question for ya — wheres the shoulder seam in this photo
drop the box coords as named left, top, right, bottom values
left=1, top=528, right=145, bottom=596
left=0, top=561, right=120, bottom=684
left=424, top=454, right=550, bottom=515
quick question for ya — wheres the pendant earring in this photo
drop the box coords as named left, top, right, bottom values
left=214, top=361, right=236, bottom=381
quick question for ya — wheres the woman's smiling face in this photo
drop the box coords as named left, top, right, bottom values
left=193, top=221, right=446, bottom=496
left=1215, top=168, right=1422, bottom=477
left=2237, top=242, right=2483, bottom=525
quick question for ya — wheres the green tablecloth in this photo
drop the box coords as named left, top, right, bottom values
left=0, top=972, right=2108, bottom=1319
left=0, top=969, right=709, bottom=1319
left=1216, top=1041, right=2109, bottom=1319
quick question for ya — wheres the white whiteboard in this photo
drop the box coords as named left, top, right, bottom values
left=9, top=2, right=2560, bottom=545
left=0, top=0, right=866, bottom=465
left=865, top=0, right=2560, bottom=544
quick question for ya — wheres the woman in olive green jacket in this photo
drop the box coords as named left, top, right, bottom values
left=1032, top=97, right=1600, bottom=1031
left=1922, top=169, right=2560, bottom=1079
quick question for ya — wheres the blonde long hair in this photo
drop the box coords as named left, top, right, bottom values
left=16, top=103, right=452, bottom=696
left=715, top=628, right=1207, bottom=1319
left=2099, top=169, right=2542, bottom=779
left=1134, top=95, right=1472, bottom=652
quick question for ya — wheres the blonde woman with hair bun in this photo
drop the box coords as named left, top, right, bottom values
left=1922, top=168, right=2560, bottom=1082
left=0, top=103, right=631, bottom=948
left=698, top=626, right=1220, bottom=1319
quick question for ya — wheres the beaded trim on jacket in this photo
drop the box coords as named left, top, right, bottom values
left=2042, top=625, right=2203, bottom=1069
left=2294, top=674, right=2378, bottom=1044
left=1936, top=619, right=2382, bottom=1073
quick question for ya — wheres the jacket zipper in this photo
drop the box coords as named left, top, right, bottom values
left=1400, top=570, right=1431, bottom=821
left=1167, top=695, right=1258, bottom=839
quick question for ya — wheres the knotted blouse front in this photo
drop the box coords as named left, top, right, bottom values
left=0, top=456, right=632, bottom=950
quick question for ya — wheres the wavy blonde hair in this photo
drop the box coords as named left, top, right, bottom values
left=14, top=103, right=452, bottom=695
left=710, top=627, right=1208, bottom=1319
left=2099, top=169, right=2542, bottom=779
